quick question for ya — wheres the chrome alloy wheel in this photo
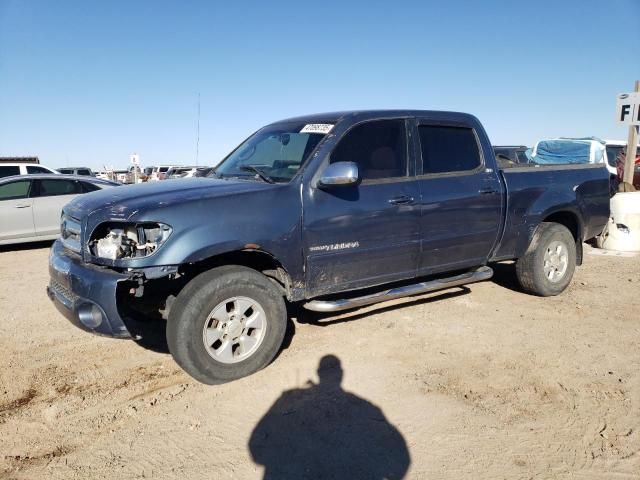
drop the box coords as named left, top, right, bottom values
left=543, top=240, right=569, bottom=283
left=202, top=296, right=267, bottom=364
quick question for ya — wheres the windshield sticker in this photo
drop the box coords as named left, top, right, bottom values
left=300, top=124, right=334, bottom=134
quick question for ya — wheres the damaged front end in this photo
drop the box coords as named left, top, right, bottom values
left=89, top=222, right=172, bottom=260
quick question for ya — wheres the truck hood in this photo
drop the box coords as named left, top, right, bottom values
left=64, top=177, right=276, bottom=221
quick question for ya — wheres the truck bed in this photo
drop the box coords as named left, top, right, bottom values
left=492, top=163, right=610, bottom=261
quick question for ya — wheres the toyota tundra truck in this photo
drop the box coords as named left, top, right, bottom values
left=47, top=110, right=610, bottom=384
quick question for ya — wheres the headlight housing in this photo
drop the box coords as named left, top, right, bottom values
left=89, top=222, right=172, bottom=260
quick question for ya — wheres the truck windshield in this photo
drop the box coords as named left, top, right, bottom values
left=215, top=122, right=330, bottom=183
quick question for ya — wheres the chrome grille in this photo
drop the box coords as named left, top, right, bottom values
left=60, top=215, right=81, bottom=253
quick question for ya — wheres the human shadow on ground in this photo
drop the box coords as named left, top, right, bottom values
left=249, top=355, right=411, bottom=480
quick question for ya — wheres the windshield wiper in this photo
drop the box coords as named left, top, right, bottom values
left=240, top=165, right=276, bottom=184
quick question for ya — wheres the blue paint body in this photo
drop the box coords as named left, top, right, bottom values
left=48, top=110, right=610, bottom=337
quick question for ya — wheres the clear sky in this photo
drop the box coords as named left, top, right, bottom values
left=1, top=0, right=639, bottom=170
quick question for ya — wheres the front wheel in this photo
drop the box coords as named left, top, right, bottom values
left=167, top=266, right=287, bottom=384
left=516, top=222, right=577, bottom=296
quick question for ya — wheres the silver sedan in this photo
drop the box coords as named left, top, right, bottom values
left=0, top=174, right=119, bottom=245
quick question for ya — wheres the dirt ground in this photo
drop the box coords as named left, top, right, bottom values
left=0, top=242, right=639, bottom=479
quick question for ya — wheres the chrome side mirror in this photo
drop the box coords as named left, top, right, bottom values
left=318, top=162, right=359, bottom=188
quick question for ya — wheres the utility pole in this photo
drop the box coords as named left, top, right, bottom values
left=621, top=80, right=640, bottom=191
left=196, top=92, right=201, bottom=167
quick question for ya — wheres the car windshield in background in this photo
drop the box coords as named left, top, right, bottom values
left=214, top=122, right=331, bottom=182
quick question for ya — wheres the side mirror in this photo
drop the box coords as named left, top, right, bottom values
left=318, top=162, right=359, bottom=188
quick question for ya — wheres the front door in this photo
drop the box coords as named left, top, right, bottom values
left=0, top=179, right=35, bottom=242
left=303, top=119, right=421, bottom=297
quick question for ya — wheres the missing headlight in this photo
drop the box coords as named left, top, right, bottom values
left=90, top=223, right=172, bottom=260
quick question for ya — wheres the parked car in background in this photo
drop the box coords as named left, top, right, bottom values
left=113, top=170, right=130, bottom=184
left=140, top=166, right=155, bottom=182
left=493, top=145, right=529, bottom=166
left=615, top=151, right=640, bottom=189
left=0, top=174, right=118, bottom=245
left=126, top=165, right=142, bottom=184
left=149, top=166, right=172, bottom=181
left=165, top=166, right=198, bottom=179
left=193, top=167, right=216, bottom=177
left=605, top=140, right=626, bottom=175
left=48, top=110, right=610, bottom=384
left=606, top=140, right=640, bottom=177
left=0, top=162, right=58, bottom=178
left=57, top=167, right=95, bottom=176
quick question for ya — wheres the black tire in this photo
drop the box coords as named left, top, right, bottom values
left=515, top=222, right=576, bottom=297
left=167, top=265, right=287, bottom=384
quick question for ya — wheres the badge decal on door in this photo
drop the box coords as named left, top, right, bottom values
left=309, top=241, right=360, bottom=252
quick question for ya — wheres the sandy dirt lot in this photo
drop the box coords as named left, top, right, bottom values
left=0, top=242, right=639, bottom=479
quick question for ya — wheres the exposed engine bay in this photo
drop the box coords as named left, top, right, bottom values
left=89, top=223, right=171, bottom=260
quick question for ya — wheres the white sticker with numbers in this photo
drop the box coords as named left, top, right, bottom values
left=300, top=123, right=334, bottom=134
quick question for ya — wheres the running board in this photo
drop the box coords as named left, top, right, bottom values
left=303, top=266, right=493, bottom=313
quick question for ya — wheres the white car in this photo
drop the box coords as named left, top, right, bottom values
left=0, top=174, right=118, bottom=245
left=0, top=162, right=58, bottom=178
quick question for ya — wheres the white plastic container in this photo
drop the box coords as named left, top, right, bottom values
left=598, top=192, right=640, bottom=252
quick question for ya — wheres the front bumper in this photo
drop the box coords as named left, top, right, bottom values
left=47, top=239, right=133, bottom=338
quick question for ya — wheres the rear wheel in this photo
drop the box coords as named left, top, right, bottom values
left=516, top=222, right=576, bottom=296
left=167, top=266, right=287, bottom=384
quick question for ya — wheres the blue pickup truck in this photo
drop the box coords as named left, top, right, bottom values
left=48, top=110, right=609, bottom=383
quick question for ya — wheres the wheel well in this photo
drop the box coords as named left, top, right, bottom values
left=542, top=211, right=580, bottom=241
left=182, top=250, right=292, bottom=296
left=541, top=211, right=583, bottom=265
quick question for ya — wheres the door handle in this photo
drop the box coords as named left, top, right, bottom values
left=388, top=195, right=414, bottom=205
left=478, top=188, right=498, bottom=195
left=15, top=204, right=31, bottom=208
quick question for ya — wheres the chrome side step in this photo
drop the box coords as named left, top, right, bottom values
left=303, top=266, right=493, bottom=313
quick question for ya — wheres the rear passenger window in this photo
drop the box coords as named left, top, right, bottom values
left=0, top=166, right=20, bottom=178
left=37, top=179, right=82, bottom=197
left=419, top=126, right=482, bottom=174
left=77, top=169, right=91, bottom=176
left=0, top=180, right=30, bottom=200
left=331, top=120, right=407, bottom=180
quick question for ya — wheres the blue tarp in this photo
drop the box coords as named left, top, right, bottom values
left=531, top=138, right=605, bottom=165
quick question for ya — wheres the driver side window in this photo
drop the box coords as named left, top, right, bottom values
left=330, top=120, right=407, bottom=181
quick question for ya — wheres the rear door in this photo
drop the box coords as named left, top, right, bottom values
left=414, top=119, right=503, bottom=275
left=0, top=179, right=35, bottom=241
left=32, top=178, right=83, bottom=236
left=303, top=119, right=421, bottom=296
